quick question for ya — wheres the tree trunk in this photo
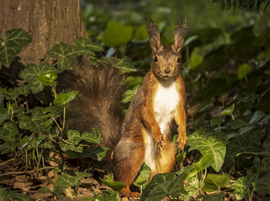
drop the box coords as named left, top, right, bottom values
left=0, top=0, right=88, bottom=67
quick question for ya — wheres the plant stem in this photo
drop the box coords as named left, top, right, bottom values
left=249, top=162, right=261, bottom=201
left=61, top=107, right=66, bottom=132
left=52, top=117, right=61, bottom=131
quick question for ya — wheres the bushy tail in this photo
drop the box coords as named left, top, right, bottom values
left=57, top=62, right=125, bottom=150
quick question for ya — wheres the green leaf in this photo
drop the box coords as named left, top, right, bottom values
left=53, top=174, right=81, bottom=198
left=252, top=174, right=270, bottom=194
left=122, top=85, right=140, bottom=103
left=0, top=108, right=9, bottom=125
left=249, top=111, right=266, bottom=126
left=81, top=146, right=110, bottom=161
left=18, top=107, right=48, bottom=132
left=48, top=42, right=94, bottom=71
left=228, top=118, right=248, bottom=129
left=101, top=191, right=117, bottom=201
left=230, top=173, right=256, bottom=200
left=19, top=63, right=59, bottom=94
left=54, top=91, right=78, bottom=105
left=140, top=172, right=188, bottom=201
left=237, top=63, right=250, bottom=79
left=133, top=163, right=151, bottom=189
left=38, top=187, right=52, bottom=194
left=177, top=155, right=214, bottom=180
left=59, top=141, right=83, bottom=153
left=221, top=104, right=235, bottom=116
left=67, top=130, right=82, bottom=145
left=20, top=136, right=32, bottom=148
left=210, top=117, right=224, bottom=126
left=187, top=128, right=227, bottom=172
left=15, top=85, right=31, bottom=96
left=176, top=152, right=186, bottom=164
left=0, top=122, right=19, bottom=142
left=189, top=49, right=203, bottom=70
left=103, top=21, right=133, bottom=47
left=197, top=192, right=226, bottom=201
left=75, top=37, right=103, bottom=52
left=54, top=166, right=61, bottom=174
left=0, top=141, right=19, bottom=154
left=100, top=177, right=125, bottom=192
left=202, top=174, right=231, bottom=192
left=101, top=56, right=136, bottom=73
left=34, top=86, right=52, bottom=105
left=0, top=29, right=32, bottom=67
left=133, top=26, right=148, bottom=42
left=82, top=128, right=104, bottom=144
left=36, top=72, right=58, bottom=86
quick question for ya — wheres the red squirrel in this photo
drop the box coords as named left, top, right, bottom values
left=58, top=17, right=187, bottom=198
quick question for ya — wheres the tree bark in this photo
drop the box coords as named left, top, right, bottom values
left=0, top=0, right=88, bottom=67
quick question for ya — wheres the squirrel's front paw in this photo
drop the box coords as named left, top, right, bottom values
left=152, top=127, right=164, bottom=150
left=177, top=133, right=187, bottom=150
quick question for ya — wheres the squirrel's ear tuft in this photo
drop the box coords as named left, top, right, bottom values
left=145, top=16, right=161, bottom=54
left=174, top=16, right=187, bottom=53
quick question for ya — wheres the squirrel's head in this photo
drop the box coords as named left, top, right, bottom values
left=145, top=16, right=187, bottom=80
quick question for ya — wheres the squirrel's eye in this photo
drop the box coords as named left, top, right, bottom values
left=177, top=57, right=181, bottom=63
left=154, top=56, right=158, bottom=62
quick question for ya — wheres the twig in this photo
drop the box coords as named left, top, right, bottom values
left=0, top=166, right=54, bottom=177
left=0, top=158, right=15, bottom=167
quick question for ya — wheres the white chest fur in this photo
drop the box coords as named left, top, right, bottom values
left=144, top=81, right=179, bottom=171
left=154, top=81, right=179, bottom=136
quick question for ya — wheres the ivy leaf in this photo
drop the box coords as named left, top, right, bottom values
left=67, top=130, right=81, bottom=145
left=177, top=155, right=214, bottom=180
left=15, top=85, right=31, bottom=96
left=81, top=146, right=110, bottom=161
left=103, top=21, right=133, bottom=47
left=38, top=187, right=52, bottom=194
left=19, top=63, right=59, bottom=83
left=18, top=107, right=48, bottom=132
left=140, top=171, right=188, bottom=201
left=36, top=73, right=58, bottom=86
left=228, top=118, right=248, bottom=129
left=54, top=91, right=78, bottom=105
left=48, top=42, right=94, bottom=71
left=187, top=128, right=227, bottom=172
left=197, top=192, right=226, bottom=201
left=19, top=63, right=59, bottom=94
left=230, top=173, right=256, bottom=200
left=237, top=63, right=250, bottom=79
left=99, top=177, right=126, bottom=192
left=133, top=163, right=151, bottom=189
left=0, top=29, right=32, bottom=67
left=82, top=128, right=104, bottom=144
left=101, top=56, right=137, bottom=73
left=210, top=117, right=224, bottom=126
left=0, top=108, right=9, bottom=125
left=101, top=191, right=117, bottom=201
left=34, top=86, right=52, bottom=105
left=249, top=111, right=266, bottom=126
left=202, top=174, right=231, bottom=192
left=59, top=142, right=83, bottom=153
left=0, top=122, right=19, bottom=142
left=133, top=26, right=148, bottom=42
left=122, top=85, right=140, bottom=103
left=53, top=174, right=81, bottom=198
left=0, top=141, right=19, bottom=154
left=75, top=37, right=103, bottom=52
left=221, top=104, right=235, bottom=116
left=20, top=136, right=32, bottom=148
left=252, top=173, right=270, bottom=194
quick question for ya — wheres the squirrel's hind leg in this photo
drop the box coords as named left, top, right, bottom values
left=113, top=140, right=145, bottom=198
left=150, top=140, right=177, bottom=180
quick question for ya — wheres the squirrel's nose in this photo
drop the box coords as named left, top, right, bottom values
left=165, top=70, right=171, bottom=74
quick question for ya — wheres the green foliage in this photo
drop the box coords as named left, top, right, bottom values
left=0, top=29, right=32, bottom=67
left=103, top=21, right=133, bottom=47
left=100, top=174, right=126, bottom=192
